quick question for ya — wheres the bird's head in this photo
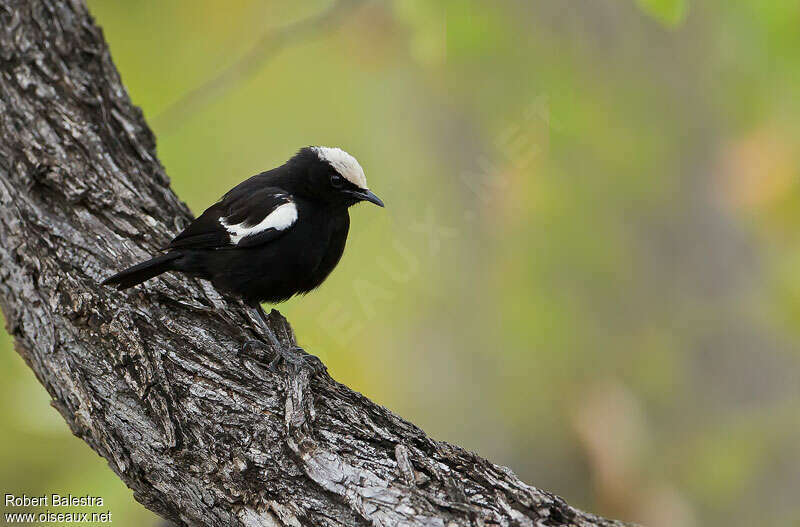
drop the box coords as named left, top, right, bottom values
left=290, top=146, right=384, bottom=208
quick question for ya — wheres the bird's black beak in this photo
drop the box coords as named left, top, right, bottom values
left=351, top=189, right=385, bottom=207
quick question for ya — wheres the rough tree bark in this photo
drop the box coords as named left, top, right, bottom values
left=0, top=1, right=630, bottom=526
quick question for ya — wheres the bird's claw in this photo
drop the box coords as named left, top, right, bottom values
left=241, top=339, right=269, bottom=360
left=240, top=340, right=324, bottom=376
left=267, top=346, right=325, bottom=376
left=242, top=339, right=263, bottom=353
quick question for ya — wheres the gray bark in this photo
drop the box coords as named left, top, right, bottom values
left=0, top=1, right=630, bottom=526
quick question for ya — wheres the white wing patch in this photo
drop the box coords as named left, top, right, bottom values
left=312, top=146, right=367, bottom=189
left=220, top=201, right=298, bottom=245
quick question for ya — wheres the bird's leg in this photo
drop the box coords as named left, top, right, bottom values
left=242, top=303, right=325, bottom=375
left=241, top=303, right=282, bottom=356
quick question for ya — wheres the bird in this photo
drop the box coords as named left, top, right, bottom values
left=102, top=146, right=384, bottom=366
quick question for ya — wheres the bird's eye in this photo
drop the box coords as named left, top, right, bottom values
left=330, top=173, right=344, bottom=188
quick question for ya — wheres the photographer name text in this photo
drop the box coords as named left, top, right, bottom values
left=5, top=494, right=104, bottom=507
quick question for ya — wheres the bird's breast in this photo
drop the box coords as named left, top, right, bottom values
left=297, top=211, right=350, bottom=291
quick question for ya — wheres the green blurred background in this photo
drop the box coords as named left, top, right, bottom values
left=2, top=0, right=799, bottom=525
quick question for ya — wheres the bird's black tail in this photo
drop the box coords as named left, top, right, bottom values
left=101, top=252, right=182, bottom=290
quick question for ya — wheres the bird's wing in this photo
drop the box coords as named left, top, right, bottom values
left=168, top=187, right=298, bottom=250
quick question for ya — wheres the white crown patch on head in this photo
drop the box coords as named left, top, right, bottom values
left=312, top=146, right=367, bottom=189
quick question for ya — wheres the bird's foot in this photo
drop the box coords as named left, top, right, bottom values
left=241, top=339, right=270, bottom=361
left=240, top=340, right=324, bottom=376
left=267, top=346, right=326, bottom=376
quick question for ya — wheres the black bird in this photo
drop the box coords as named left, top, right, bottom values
left=103, top=146, right=383, bottom=361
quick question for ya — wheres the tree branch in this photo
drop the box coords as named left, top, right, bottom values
left=0, top=1, right=630, bottom=526
left=151, top=0, right=365, bottom=134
